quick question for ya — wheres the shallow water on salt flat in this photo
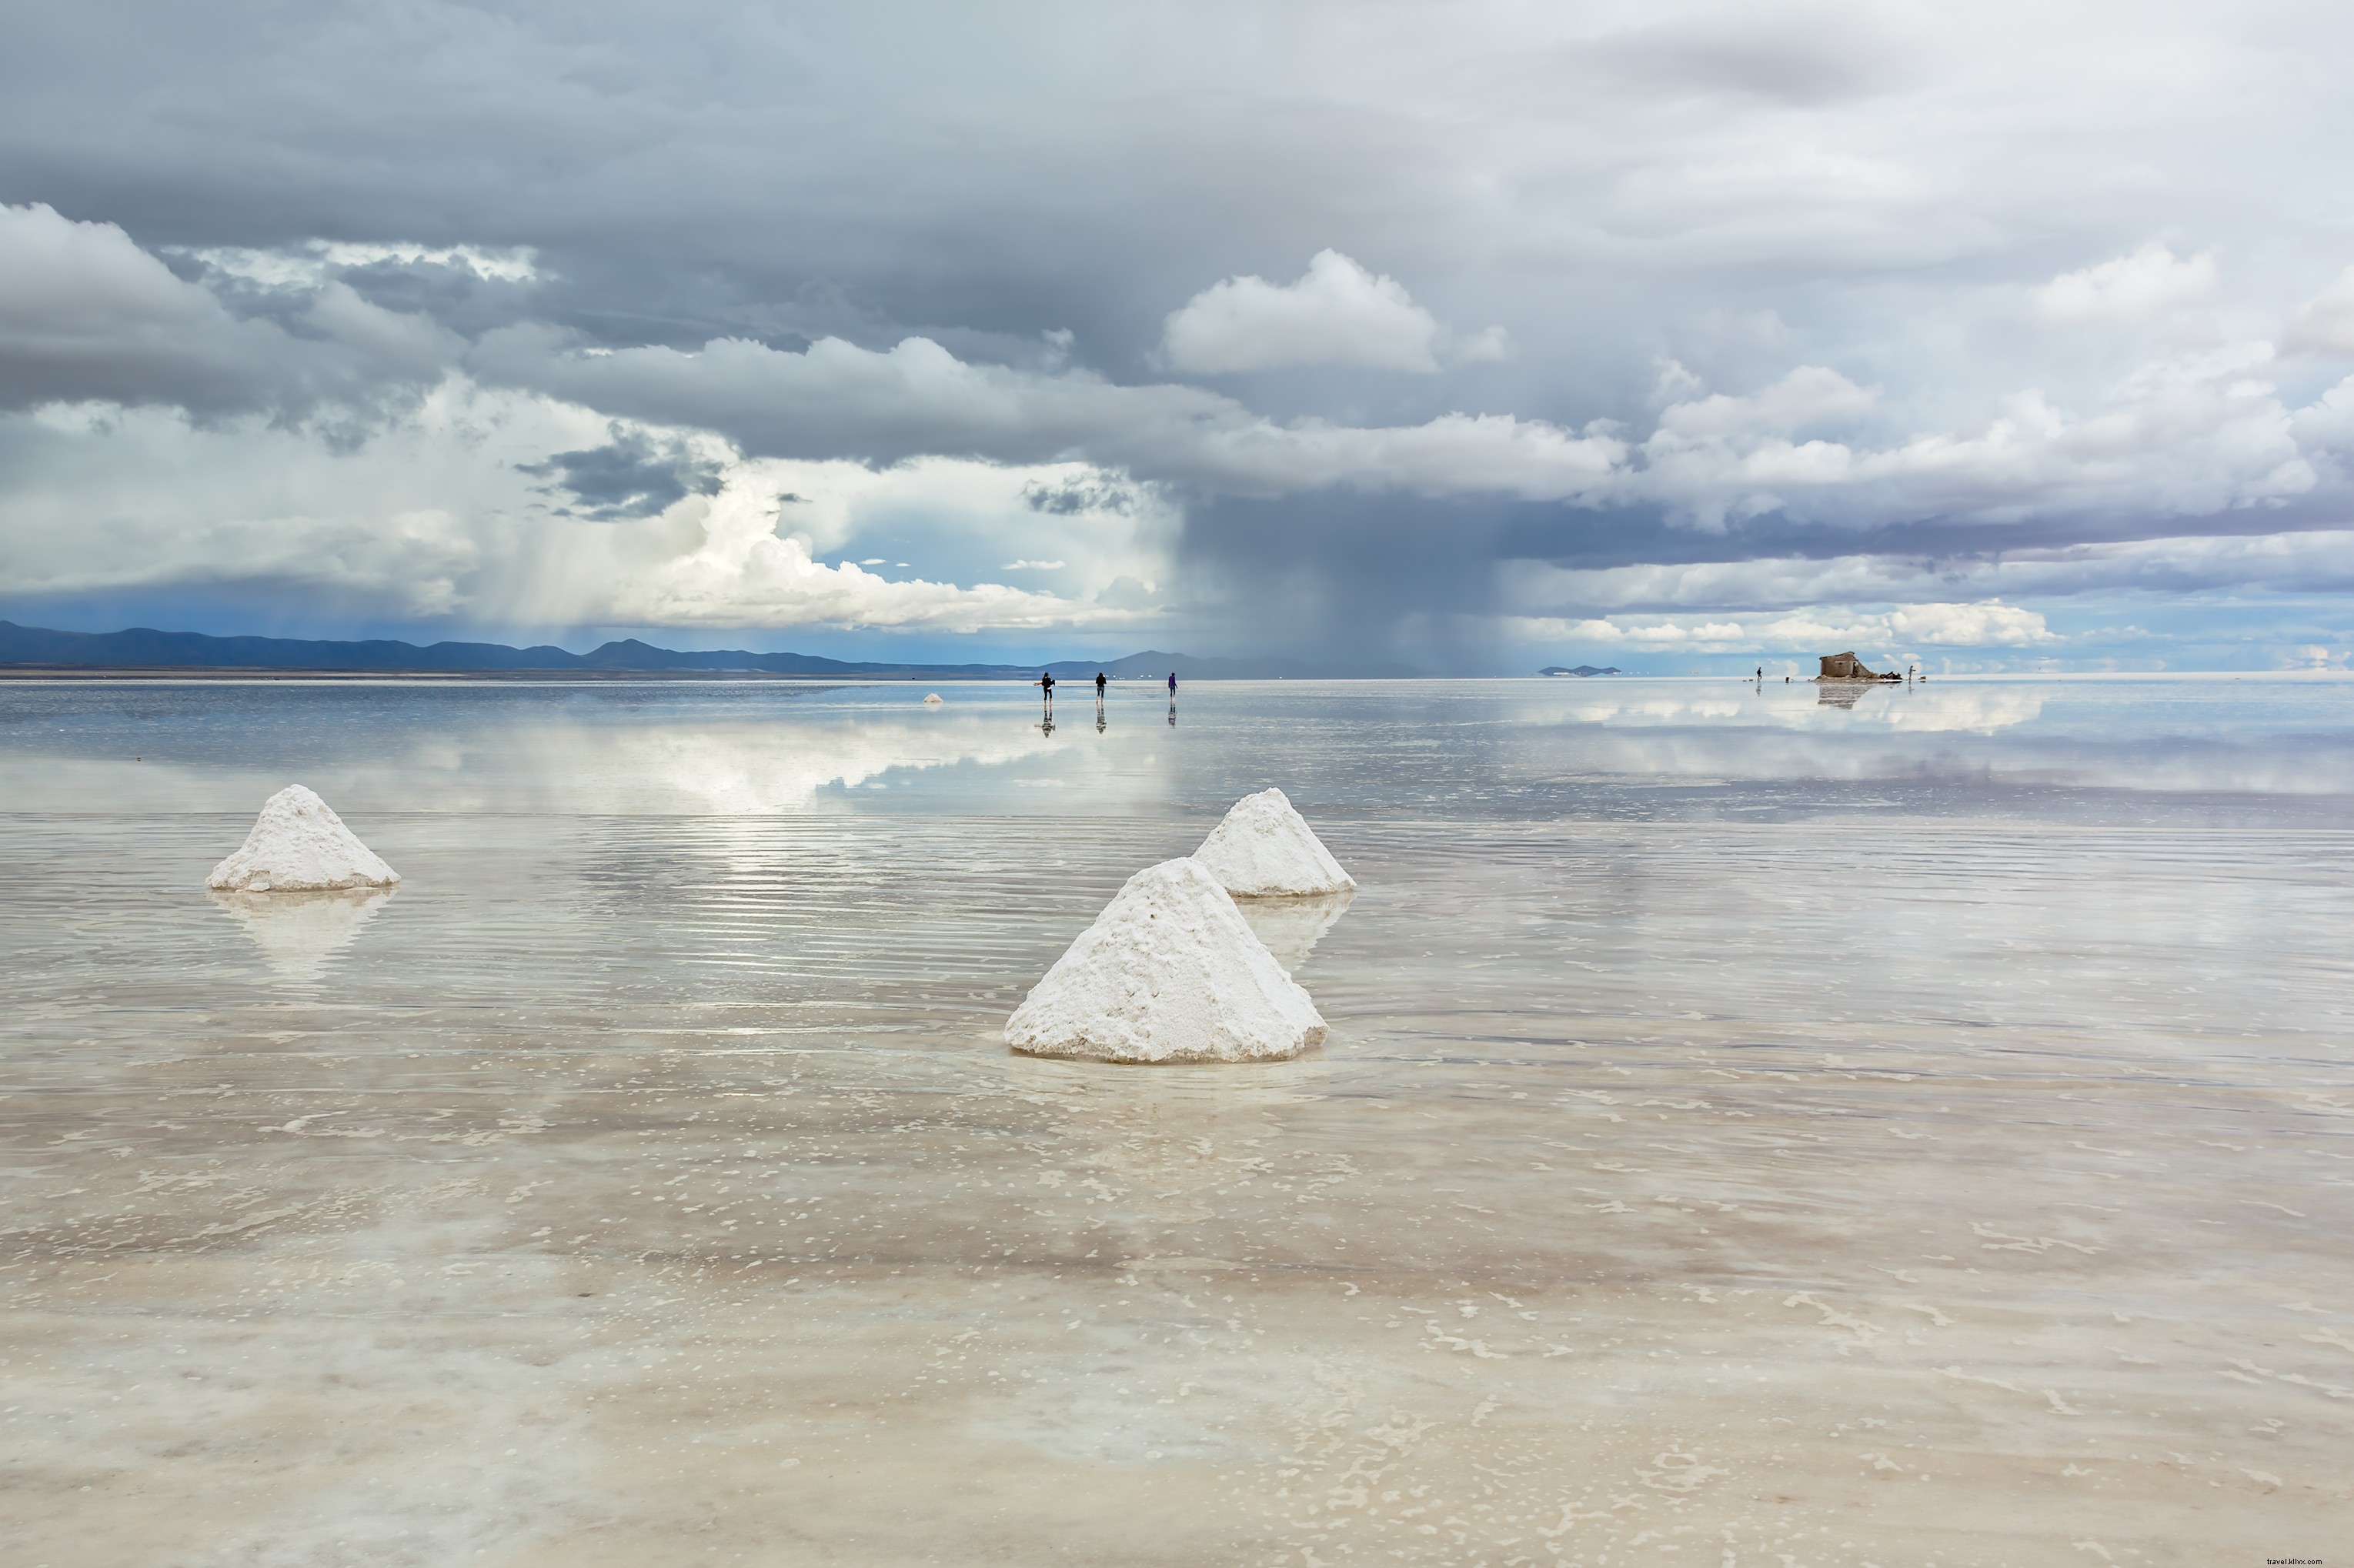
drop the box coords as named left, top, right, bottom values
left=2, top=676, right=2349, bottom=1566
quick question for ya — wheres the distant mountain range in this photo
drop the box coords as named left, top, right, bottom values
left=0, top=620, right=1419, bottom=679
left=1539, top=665, right=1624, bottom=677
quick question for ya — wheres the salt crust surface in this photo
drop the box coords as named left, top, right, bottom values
left=206, top=785, right=401, bottom=892
left=1005, top=857, right=1326, bottom=1063
left=1190, top=787, right=1354, bottom=897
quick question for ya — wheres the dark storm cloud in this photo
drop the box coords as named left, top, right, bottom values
left=1555, top=12, right=1907, bottom=107
left=0, top=203, right=456, bottom=421
left=1177, top=490, right=1527, bottom=669
left=519, top=425, right=723, bottom=521
left=1025, top=476, right=1135, bottom=516
left=0, top=2, right=1966, bottom=390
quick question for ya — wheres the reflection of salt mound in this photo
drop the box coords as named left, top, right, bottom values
left=923, top=692, right=943, bottom=706
left=997, top=1053, right=1332, bottom=1225
left=1006, top=858, right=1326, bottom=1064
left=206, top=785, right=400, bottom=892
left=1234, top=888, right=1354, bottom=972
left=1191, top=787, right=1354, bottom=897
left=210, top=886, right=396, bottom=983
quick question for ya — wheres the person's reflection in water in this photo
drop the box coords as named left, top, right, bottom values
left=1096, top=692, right=1107, bottom=733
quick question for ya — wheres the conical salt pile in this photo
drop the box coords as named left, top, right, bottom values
left=206, top=785, right=401, bottom=892
left=1190, top=787, right=1354, bottom=898
left=1006, top=857, right=1326, bottom=1063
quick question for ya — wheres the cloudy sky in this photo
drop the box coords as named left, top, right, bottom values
left=4, top=0, right=2353, bottom=672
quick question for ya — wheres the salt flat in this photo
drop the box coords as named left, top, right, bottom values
left=2, top=677, right=2348, bottom=1566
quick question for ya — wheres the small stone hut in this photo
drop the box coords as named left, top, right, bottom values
left=1818, top=651, right=1890, bottom=679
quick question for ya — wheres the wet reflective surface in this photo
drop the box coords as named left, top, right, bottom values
left=3, top=676, right=2349, bottom=1565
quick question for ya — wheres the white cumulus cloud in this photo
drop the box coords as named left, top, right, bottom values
left=2037, top=242, right=2218, bottom=325
left=185, top=241, right=541, bottom=290
left=477, top=326, right=1620, bottom=501
left=1651, top=364, right=1878, bottom=437
left=2285, top=265, right=2354, bottom=355
left=538, top=461, right=1128, bottom=632
left=1618, top=349, right=2322, bottom=530
left=1159, top=250, right=1505, bottom=374
left=0, top=386, right=1177, bottom=636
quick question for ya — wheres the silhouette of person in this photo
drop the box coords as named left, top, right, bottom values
left=1167, top=672, right=1177, bottom=696
left=1095, top=671, right=1107, bottom=696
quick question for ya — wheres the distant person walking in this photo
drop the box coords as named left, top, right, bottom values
left=1095, top=671, right=1107, bottom=696
left=1167, top=672, right=1177, bottom=696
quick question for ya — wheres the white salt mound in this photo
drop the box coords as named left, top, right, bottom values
left=1005, top=857, right=1326, bottom=1064
left=923, top=692, right=943, bottom=706
left=1190, top=787, right=1354, bottom=898
left=206, top=785, right=401, bottom=892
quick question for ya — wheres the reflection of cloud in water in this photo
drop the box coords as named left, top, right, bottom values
left=1563, top=684, right=2042, bottom=736
left=510, top=713, right=1059, bottom=813
left=1874, top=686, right=2044, bottom=734
left=1568, top=696, right=1744, bottom=725
left=0, top=698, right=1067, bottom=818
left=1233, top=889, right=1354, bottom=973
left=209, top=886, right=396, bottom=983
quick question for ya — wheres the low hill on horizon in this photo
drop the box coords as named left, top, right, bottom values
left=0, top=620, right=1421, bottom=680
